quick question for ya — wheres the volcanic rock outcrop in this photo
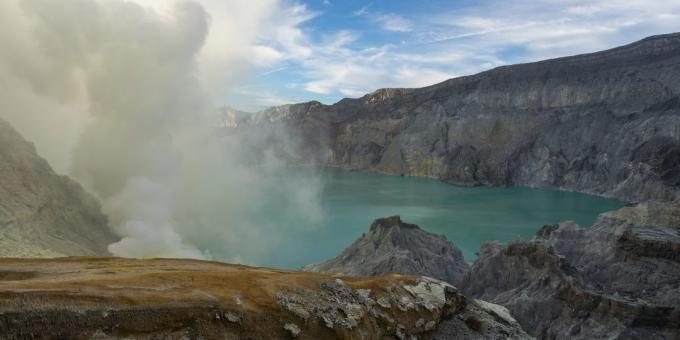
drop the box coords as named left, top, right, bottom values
left=303, top=216, right=469, bottom=286
left=0, top=257, right=530, bottom=339
left=461, top=200, right=680, bottom=339
left=240, top=33, right=680, bottom=203
left=0, top=118, right=116, bottom=257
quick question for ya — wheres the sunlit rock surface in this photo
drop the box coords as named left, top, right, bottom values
left=0, top=118, right=116, bottom=257
left=0, top=257, right=530, bottom=339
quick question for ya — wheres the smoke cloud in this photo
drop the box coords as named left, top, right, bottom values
left=0, top=0, right=322, bottom=264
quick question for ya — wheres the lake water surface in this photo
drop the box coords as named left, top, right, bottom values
left=257, top=169, right=624, bottom=269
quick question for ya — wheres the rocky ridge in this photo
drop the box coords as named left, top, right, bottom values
left=241, top=33, right=680, bottom=203
left=461, top=200, right=680, bottom=339
left=0, top=118, right=116, bottom=257
left=0, top=257, right=530, bottom=339
left=303, top=216, right=469, bottom=286
left=306, top=203, right=680, bottom=339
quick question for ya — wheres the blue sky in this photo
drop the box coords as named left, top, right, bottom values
left=223, top=0, right=680, bottom=111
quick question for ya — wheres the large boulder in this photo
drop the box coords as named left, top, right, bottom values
left=303, top=216, right=469, bottom=286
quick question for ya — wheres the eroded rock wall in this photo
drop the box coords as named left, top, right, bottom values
left=243, top=33, right=680, bottom=202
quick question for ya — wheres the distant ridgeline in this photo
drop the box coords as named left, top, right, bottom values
left=237, top=33, right=680, bottom=203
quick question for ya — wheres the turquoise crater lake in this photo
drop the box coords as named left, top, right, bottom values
left=250, top=169, right=624, bottom=269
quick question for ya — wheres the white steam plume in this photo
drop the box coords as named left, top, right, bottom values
left=0, top=0, right=322, bottom=264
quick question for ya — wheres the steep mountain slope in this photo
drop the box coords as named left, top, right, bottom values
left=0, top=257, right=531, bottom=339
left=462, top=200, right=680, bottom=339
left=303, top=216, right=469, bottom=286
left=0, top=118, right=116, bottom=256
left=244, top=33, right=680, bottom=202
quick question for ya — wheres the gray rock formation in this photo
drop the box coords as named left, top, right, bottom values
left=461, top=200, right=680, bottom=339
left=241, top=33, right=680, bottom=203
left=0, top=118, right=116, bottom=257
left=303, top=216, right=469, bottom=286
left=304, top=205, right=680, bottom=339
left=433, top=298, right=532, bottom=340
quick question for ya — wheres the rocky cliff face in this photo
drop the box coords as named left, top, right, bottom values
left=243, top=33, right=680, bottom=202
left=303, top=216, right=469, bottom=286
left=0, top=118, right=116, bottom=257
left=461, top=200, right=680, bottom=339
left=0, top=257, right=530, bottom=339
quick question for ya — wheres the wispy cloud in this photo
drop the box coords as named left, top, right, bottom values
left=233, top=0, right=680, bottom=110
left=259, top=66, right=289, bottom=76
left=373, top=13, right=412, bottom=32
left=352, top=3, right=371, bottom=16
left=352, top=3, right=412, bottom=33
left=229, top=85, right=296, bottom=110
left=426, top=0, right=680, bottom=61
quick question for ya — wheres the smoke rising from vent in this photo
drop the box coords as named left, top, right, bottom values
left=0, top=0, right=322, bottom=263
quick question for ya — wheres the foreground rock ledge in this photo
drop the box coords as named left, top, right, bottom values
left=0, top=257, right=529, bottom=339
